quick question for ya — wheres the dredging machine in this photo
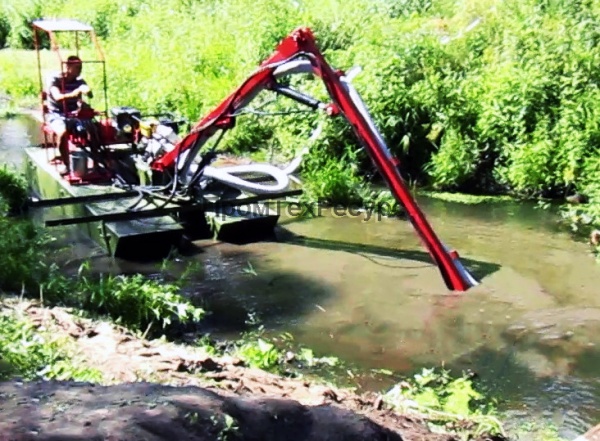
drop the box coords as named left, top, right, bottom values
left=25, top=18, right=478, bottom=291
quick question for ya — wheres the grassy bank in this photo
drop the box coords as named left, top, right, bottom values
left=0, top=165, right=205, bottom=334
left=0, top=298, right=568, bottom=440
left=0, top=0, right=599, bottom=235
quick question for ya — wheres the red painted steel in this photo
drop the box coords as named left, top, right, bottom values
left=152, top=27, right=478, bottom=291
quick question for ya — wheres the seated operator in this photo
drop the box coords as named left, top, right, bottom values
left=46, top=55, right=93, bottom=175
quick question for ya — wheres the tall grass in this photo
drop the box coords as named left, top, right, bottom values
left=0, top=0, right=599, bottom=229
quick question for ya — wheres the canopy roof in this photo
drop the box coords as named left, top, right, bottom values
left=32, top=19, right=93, bottom=32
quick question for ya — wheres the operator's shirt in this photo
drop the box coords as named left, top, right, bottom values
left=46, top=72, right=88, bottom=116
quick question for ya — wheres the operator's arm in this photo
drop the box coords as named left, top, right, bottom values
left=78, top=79, right=93, bottom=99
left=49, top=85, right=82, bottom=102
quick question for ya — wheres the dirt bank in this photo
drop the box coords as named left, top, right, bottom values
left=0, top=301, right=504, bottom=441
left=0, top=380, right=492, bottom=441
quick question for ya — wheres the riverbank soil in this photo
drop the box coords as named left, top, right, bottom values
left=0, top=300, right=504, bottom=441
left=577, top=424, right=600, bottom=441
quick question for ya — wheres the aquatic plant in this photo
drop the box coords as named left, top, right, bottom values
left=383, top=367, right=505, bottom=437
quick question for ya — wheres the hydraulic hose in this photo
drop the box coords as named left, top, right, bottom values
left=202, top=163, right=291, bottom=194
left=194, top=124, right=321, bottom=195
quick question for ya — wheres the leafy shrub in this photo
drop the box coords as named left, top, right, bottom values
left=0, top=309, right=102, bottom=382
left=0, top=165, right=29, bottom=214
left=0, top=216, right=49, bottom=292
left=3, top=0, right=46, bottom=49
left=42, top=263, right=205, bottom=335
left=384, top=367, right=504, bottom=437
left=0, top=12, right=10, bottom=49
left=0, top=165, right=204, bottom=334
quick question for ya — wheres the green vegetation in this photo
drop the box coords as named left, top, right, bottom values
left=197, top=314, right=340, bottom=376
left=0, top=0, right=598, bottom=233
left=42, top=263, right=205, bottom=334
left=0, top=304, right=102, bottom=382
left=384, top=367, right=504, bottom=438
left=210, top=413, right=240, bottom=441
left=508, top=422, right=567, bottom=441
left=0, top=101, right=18, bottom=119
left=233, top=329, right=339, bottom=373
left=0, top=168, right=205, bottom=336
left=0, top=168, right=50, bottom=292
left=0, top=223, right=205, bottom=337
left=0, top=164, right=206, bottom=386
left=419, top=190, right=514, bottom=205
left=200, top=321, right=517, bottom=439
left=0, top=164, right=29, bottom=214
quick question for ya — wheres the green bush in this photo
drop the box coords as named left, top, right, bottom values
left=0, top=166, right=50, bottom=292
left=0, top=165, right=29, bottom=214
left=74, top=265, right=205, bottom=333
left=0, top=166, right=204, bottom=335
left=3, top=0, right=45, bottom=49
left=0, top=216, right=48, bottom=292
left=0, top=12, right=10, bottom=49
left=384, top=367, right=504, bottom=437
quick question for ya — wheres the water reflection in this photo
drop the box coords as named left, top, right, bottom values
left=222, top=202, right=599, bottom=437
left=0, top=114, right=41, bottom=167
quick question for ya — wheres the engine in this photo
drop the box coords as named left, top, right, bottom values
left=136, top=115, right=185, bottom=160
left=140, top=122, right=179, bottom=159
left=105, top=107, right=187, bottom=162
left=110, top=106, right=141, bottom=142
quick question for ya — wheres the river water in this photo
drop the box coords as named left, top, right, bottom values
left=2, top=115, right=599, bottom=439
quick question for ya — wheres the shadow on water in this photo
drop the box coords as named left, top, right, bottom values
left=181, top=245, right=340, bottom=334
left=47, top=235, right=340, bottom=336
left=273, top=227, right=502, bottom=282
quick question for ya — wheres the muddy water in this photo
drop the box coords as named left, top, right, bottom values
left=0, top=113, right=40, bottom=167
left=3, top=115, right=600, bottom=438
left=197, top=200, right=600, bottom=438
left=276, top=201, right=600, bottom=437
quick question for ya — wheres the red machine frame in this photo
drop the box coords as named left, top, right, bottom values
left=152, top=27, right=479, bottom=292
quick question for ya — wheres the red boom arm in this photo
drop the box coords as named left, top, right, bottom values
left=151, top=27, right=479, bottom=292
